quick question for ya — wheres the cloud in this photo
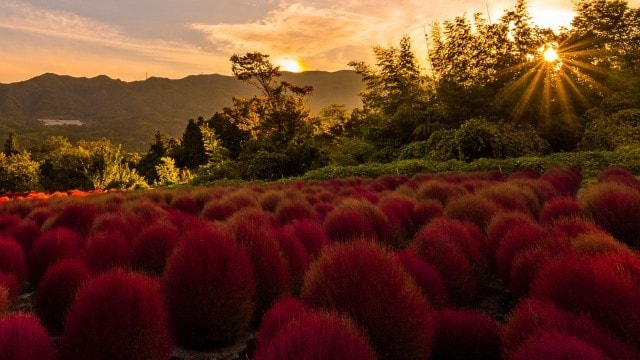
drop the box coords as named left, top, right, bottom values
left=188, top=0, right=542, bottom=71
left=0, top=0, right=222, bottom=68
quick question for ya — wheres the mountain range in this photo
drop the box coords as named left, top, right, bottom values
left=0, top=71, right=363, bottom=152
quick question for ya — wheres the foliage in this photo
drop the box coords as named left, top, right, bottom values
left=302, top=241, right=435, bottom=360
left=0, top=152, right=40, bottom=193
left=155, top=157, right=188, bottom=186
left=328, top=138, right=375, bottom=166
left=0, top=314, right=56, bottom=360
left=59, top=270, right=172, bottom=360
left=164, top=226, right=256, bottom=349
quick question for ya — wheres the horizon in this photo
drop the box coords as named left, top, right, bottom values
left=0, top=0, right=614, bottom=84
left=0, top=68, right=355, bottom=86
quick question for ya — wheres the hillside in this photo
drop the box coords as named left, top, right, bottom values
left=0, top=71, right=363, bottom=152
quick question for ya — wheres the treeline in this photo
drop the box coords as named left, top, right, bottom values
left=2, top=0, right=640, bottom=192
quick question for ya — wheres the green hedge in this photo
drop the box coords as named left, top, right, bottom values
left=297, top=148, right=640, bottom=181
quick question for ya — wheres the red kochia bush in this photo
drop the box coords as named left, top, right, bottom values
left=0, top=314, right=56, bottom=360
left=5, top=219, right=41, bottom=253
left=274, top=227, right=310, bottom=295
left=235, top=224, right=291, bottom=322
left=541, top=167, right=583, bottom=197
left=539, top=197, right=582, bottom=224
left=0, top=236, right=27, bottom=283
left=275, top=198, right=318, bottom=224
left=530, top=253, right=640, bottom=349
left=289, top=219, right=329, bottom=258
left=130, top=221, right=181, bottom=276
left=324, top=200, right=394, bottom=245
left=254, top=311, right=376, bottom=360
left=431, top=309, right=501, bottom=360
left=396, top=249, right=449, bottom=308
left=48, top=202, right=98, bottom=236
left=411, top=199, right=444, bottom=229
left=164, top=226, right=256, bottom=349
left=28, top=227, right=82, bottom=286
left=59, top=270, right=172, bottom=360
left=256, top=296, right=308, bottom=351
left=80, top=232, right=130, bottom=274
left=502, top=299, right=639, bottom=360
left=410, top=221, right=479, bottom=306
left=495, top=222, right=550, bottom=280
left=580, top=181, right=640, bottom=247
left=444, top=194, right=500, bottom=231
left=35, top=259, right=91, bottom=334
left=302, top=241, right=434, bottom=360
left=486, top=212, right=535, bottom=260
left=511, top=331, right=609, bottom=360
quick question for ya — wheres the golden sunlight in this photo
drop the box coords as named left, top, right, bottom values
left=543, top=47, right=558, bottom=63
left=275, top=58, right=304, bottom=73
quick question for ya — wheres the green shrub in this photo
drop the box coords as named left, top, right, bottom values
left=399, top=141, right=430, bottom=160
left=425, top=129, right=458, bottom=161
left=328, top=138, right=375, bottom=166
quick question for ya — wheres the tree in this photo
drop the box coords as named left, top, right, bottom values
left=0, top=151, right=40, bottom=192
left=226, top=52, right=314, bottom=146
left=3, top=132, right=19, bottom=157
left=33, top=136, right=93, bottom=192
left=78, top=138, right=143, bottom=189
left=174, top=117, right=207, bottom=169
left=348, top=35, right=438, bottom=161
left=136, top=131, right=178, bottom=184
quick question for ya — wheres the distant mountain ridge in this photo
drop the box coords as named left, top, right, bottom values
left=0, top=71, right=363, bottom=151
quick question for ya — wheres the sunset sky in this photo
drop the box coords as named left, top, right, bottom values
left=1, top=0, right=636, bottom=84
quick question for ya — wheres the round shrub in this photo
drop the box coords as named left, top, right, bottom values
left=444, top=193, right=500, bottom=231
left=410, top=220, right=479, bottom=305
left=0, top=236, right=27, bottom=283
left=289, top=219, right=329, bottom=258
left=478, top=182, right=540, bottom=217
left=511, top=331, right=609, bottom=360
left=323, top=207, right=376, bottom=243
left=130, top=221, right=180, bottom=276
left=256, top=295, right=308, bottom=351
left=60, top=270, right=172, bottom=360
left=486, top=212, right=535, bottom=260
left=35, top=259, right=91, bottom=334
left=274, top=227, right=310, bottom=296
left=235, top=224, right=291, bottom=322
left=0, top=314, right=56, bottom=360
left=169, top=193, right=201, bottom=215
left=397, top=249, right=449, bottom=308
left=539, top=197, right=582, bottom=224
left=164, top=226, right=256, bottom=349
left=80, top=232, right=130, bottom=274
left=28, top=227, right=82, bottom=285
left=48, top=202, right=98, bottom=236
left=502, top=299, right=639, bottom=360
left=254, top=311, right=376, bottom=360
left=416, top=180, right=466, bottom=206
left=275, top=198, right=318, bottom=224
left=201, top=201, right=236, bottom=221
left=431, top=309, right=501, bottom=360
left=495, top=222, right=550, bottom=280
left=6, top=219, right=41, bottom=254
left=530, top=253, right=640, bottom=349
left=580, top=181, right=640, bottom=247
left=571, top=231, right=632, bottom=255
left=411, top=199, right=444, bottom=229
left=302, top=241, right=434, bottom=360
left=541, top=167, right=583, bottom=198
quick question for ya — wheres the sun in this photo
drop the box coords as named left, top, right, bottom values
left=543, top=47, right=559, bottom=63
left=275, top=58, right=304, bottom=73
